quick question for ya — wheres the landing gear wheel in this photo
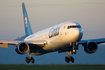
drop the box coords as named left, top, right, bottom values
left=65, top=56, right=74, bottom=63
left=65, top=56, right=70, bottom=63
left=25, top=57, right=30, bottom=63
left=71, top=56, right=74, bottom=63
left=31, top=57, right=35, bottom=63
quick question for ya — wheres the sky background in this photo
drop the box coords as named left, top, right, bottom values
left=0, top=0, right=105, bottom=64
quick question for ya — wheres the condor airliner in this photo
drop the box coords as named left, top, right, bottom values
left=0, top=2, right=105, bottom=63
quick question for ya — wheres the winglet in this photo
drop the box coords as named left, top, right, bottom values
left=22, top=2, right=33, bottom=36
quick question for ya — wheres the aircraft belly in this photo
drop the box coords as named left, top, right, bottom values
left=43, top=42, right=69, bottom=51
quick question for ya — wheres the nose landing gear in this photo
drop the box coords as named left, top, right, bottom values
left=65, top=42, right=78, bottom=63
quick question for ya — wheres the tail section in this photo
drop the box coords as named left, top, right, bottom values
left=22, top=2, right=33, bottom=36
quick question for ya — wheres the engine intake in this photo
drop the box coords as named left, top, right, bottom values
left=83, top=41, right=98, bottom=54
left=15, top=42, right=29, bottom=54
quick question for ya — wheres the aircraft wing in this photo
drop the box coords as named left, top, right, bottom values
left=0, top=40, right=19, bottom=48
left=0, top=40, right=47, bottom=48
left=24, top=40, right=47, bottom=47
left=79, top=38, right=105, bottom=44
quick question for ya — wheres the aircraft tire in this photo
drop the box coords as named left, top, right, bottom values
left=25, top=57, right=30, bottom=63
left=65, top=56, right=70, bottom=63
left=31, top=57, right=34, bottom=63
left=71, top=56, right=74, bottom=63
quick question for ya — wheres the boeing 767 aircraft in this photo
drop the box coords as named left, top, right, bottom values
left=0, top=2, right=105, bottom=63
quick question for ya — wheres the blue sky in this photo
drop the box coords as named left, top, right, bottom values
left=0, top=0, right=105, bottom=64
left=0, top=0, right=105, bottom=40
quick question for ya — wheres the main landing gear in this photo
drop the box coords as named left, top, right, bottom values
left=65, top=42, right=78, bottom=63
left=25, top=53, right=35, bottom=63
left=65, top=51, right=74, bottom=63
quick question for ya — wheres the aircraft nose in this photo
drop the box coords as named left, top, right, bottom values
left=76, top=28, right=83, bottom=42
left=74, top=28, right=83, bottom=42
left=74, top=29, right=79, bottom=39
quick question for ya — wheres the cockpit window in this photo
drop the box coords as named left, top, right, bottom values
left=67, top=25, right=81, bottom=29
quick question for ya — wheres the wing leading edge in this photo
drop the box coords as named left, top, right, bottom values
left=79, top=38, right=105, bottom=44
left=0, top=40, right=47, bottom=48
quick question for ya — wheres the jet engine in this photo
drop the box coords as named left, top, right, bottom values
left=83, top=41, right=98, bottom=54
left=15, top=42, right=29, bottom=54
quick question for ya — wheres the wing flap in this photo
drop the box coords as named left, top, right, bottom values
left=0, top=43, right=8, bottom=48
left=0, top=40, right=20, bottom=48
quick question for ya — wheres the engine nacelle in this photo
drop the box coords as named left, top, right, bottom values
left=15, top=42, right=29, bottom=54
left=83, top=41, right=98, bottom=54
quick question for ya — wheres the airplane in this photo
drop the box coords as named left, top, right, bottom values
left=0, top=2, right=105, bottom=63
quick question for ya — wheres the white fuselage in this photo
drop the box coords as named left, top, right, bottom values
left=24, top=21, right=83, bottom=55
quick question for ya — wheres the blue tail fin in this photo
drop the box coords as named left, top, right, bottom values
left=22, top=2, right=33, bottom=36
